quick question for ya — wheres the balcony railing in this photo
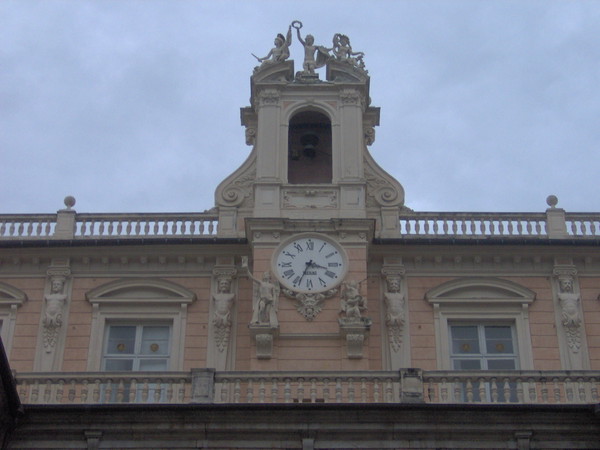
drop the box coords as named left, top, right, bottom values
left=14, top=370, right=600, bottom=405
left=2, top=210, right=599, bottom=241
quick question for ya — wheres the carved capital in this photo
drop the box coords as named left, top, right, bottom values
left=339, top=88, right=362, bottom=106
left=257, top=88, right=280, bottom=106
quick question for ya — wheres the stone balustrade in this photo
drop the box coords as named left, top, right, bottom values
left=1, top=211, right=599, bottom=240
left=14, top=369, right=600, bottom=405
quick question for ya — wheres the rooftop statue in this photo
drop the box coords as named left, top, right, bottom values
left=292, top=20, right=331, bottom=76
left=252, top=26, right=292, bottom=67
left=332, top=33, right=365, bottom=70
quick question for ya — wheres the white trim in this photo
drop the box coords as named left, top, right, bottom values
left=0, top=282, right=27, bottom=356
left=86, top=278, right=196, bottom=371
left=426, top=278, right=535, bottom=370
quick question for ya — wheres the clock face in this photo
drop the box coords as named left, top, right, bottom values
left=273, top=234, right=347, bottom=293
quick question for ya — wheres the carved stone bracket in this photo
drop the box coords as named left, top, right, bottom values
left=339, top=320, right=371, bottom=359
left=282, top=288, right=337, bottom=321
left=249, top=324, right=278, bottom=359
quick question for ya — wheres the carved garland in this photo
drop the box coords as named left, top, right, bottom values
left=282, top=288, right=337, bottom=321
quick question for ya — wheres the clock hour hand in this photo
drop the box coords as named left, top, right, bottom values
left=297, top=259, right=313, bottom=285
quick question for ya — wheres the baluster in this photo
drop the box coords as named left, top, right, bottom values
left=527, top=378, right=536, bottom=402
left=154, top=380, right=162, bottom=402
left=297, top=378, right=304, bottom=403
left=565, top=378, right=574, bottom=402
left=107, top=221, right=114, bottom=236
left=98, top=221, right=105, bottom=236
left=247, top=379, right=254, bottom=403
left=335, top=379, right=343, bottom=403
left=162, top=221, right=168, bottom=235
left=178, top=379, right=186, bottom=403
left=93, top=379, right=101, bottom=403
left=469, top=219, right=476, bottom=235
left=116, top=221, right=123, bottom=235
left=490, top=378, right=498, bottom=403
left=414, top=220, right=421, bottom=234
left=460, top=220, right=466, bottom=235
left=271, top=378, right=278, bottom=403
left=233, top=379, right=241, bottom=403
left=360, top=378, right=367, bottom=403
left=311, top=379, right=317, bottom=403
left=452, top=220, right=459, bottom=235
left=135, top=220, right=142, bottom=236
left=35, top=221, right=42, bottom=236
left=503, top=378, right=511, bottom=403
left=166, top=380, right=173, bottom=403
left=284, top=379, right=291, bottom=403
left=31, top=380, right=39, bottom=403
left=141, top=379, right=149, bottom=402
left=453, top=378, right=462, bottom=403
left=44, top=379, right=52, bottom=403
left=442, top=220, right=449, bottom=235
left=18, top=380, right=28, bottom=403
left=104, top=379, right=113, bottom=403
left=508, top=221, right=514, bottom=235
left=536, top=221, right=543, bottom=236
left=151, top=221, right=158, bottom=235
left=553, top=378, right=561, bottom=403
left=129, top=379, right=138, bottom=403
left=465, top=379, right=473, bottom=403
left=570, top=222, right=577, bottom=235
left=81, top=380, right=88, bottom=403
left=477, top=378, right=485, bottom=403
left=526, top=220, right=532, bottom=235
left=541, top=378, right=548, bottom=403
left=515, top=220, right=523, bottom=236
left=423, top=220, right=430, bottom=235
left=220, top=379, right=228, bottom=403
left=577, top=378, right=586, bottom=402
left=323, top=378, right=330, bottom=403
left=199, top=220, right=206, bottom=235
left=427, top=378, right=435, bottom=403
left=440, top=378, right=448, bottom=402
left=516, top=378, right=524, bottom=403
left=0, top=221, right=5, bottom=237
left=347, top=378, right=355, bottom=403
left=591, top=378, right=598, bottom=402
left=56, top=379, right=64, bottom=403
left=373, top=379, right=380, bottom=403
left=18, top=223, right=24, bottom=237
left=432, top=220, right=439, bottom=235
left=259, top=379, right=266, bottom=403
left=144, top=221, right=150, bottom=236
left=385, top=378, right=394, bottom=403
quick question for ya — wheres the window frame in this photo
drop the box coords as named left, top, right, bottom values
left=102, top=322, right=173, bottom=372
left=425, top=278, right=535, bottom=371
left=86, top=278, right=196, bottom=371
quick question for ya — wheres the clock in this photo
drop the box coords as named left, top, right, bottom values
left=273, top=234, right=347, bottom=293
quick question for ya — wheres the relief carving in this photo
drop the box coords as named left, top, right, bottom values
left=282, top=288, right=337, bottom=321
left=339, top=280, right=371, bottom=327
left=43, top=269, right=70, bottom=353
left=212, top=270, right=237, bottom=353
left=383, top=274, right=405, bottom=352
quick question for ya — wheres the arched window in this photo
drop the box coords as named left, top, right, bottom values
left=288, top=110, right=332, bottom=184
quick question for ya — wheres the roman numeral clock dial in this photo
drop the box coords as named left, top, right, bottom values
left=273, top=234, right=348, bottom=293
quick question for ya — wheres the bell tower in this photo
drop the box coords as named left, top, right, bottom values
left=214, top=22, right=408, bottom=365
left=215, top=26, right=405, bottom=239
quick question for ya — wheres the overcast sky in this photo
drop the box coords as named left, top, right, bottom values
left=1, top=0, right=599, bottom=214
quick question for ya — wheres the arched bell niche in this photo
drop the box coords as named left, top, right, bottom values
left=288, top=110, right=332, bottom=184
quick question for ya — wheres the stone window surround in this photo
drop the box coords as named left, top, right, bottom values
left=86, top=278, right=196, bottom=371
left=425, top=278, right=536, bottom=371
left=0, top=282, right=27, bottom=356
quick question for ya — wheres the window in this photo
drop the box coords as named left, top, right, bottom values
left=425, top=277, right=536, bottom=371
left=86, top=278, right=196, bottom=371
left=103, top=324, right=171, bottom=371
left=450, top=324, right=518, bottom=371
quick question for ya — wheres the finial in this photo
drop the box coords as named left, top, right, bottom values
left=63, top=195, right=76, bottom=210
left=546, top=195, right=558, bottom=208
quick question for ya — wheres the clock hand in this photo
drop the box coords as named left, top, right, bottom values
left=297, top=259, right=313, bottom=285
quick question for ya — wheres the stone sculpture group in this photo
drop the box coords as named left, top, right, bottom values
left=253, top=20, right=366, bottom=75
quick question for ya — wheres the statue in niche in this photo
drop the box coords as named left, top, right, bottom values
left=384, top=275, right=405, bottom=352
left=43, top=275, right=68, bottom=352
left=558, top=276, right=582, bottom=353
left=292, top=20, right=331, bottom=75
left=332, top=33, right=365, bottom=69
left=253, top=26, right=292, bottom=67
left=247, top=270, right=280, bottom=327
left=340, top=280, right=369, bottom=324
left=212, top=275, right=235, bottom=352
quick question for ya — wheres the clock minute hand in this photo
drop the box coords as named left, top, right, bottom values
left=297, top=259, right=313, bottom=285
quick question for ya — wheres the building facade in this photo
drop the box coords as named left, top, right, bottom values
left=1, top=24, right=600, bottom=449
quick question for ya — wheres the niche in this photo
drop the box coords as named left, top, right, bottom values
left=288, top=110, right=332, bottom=184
